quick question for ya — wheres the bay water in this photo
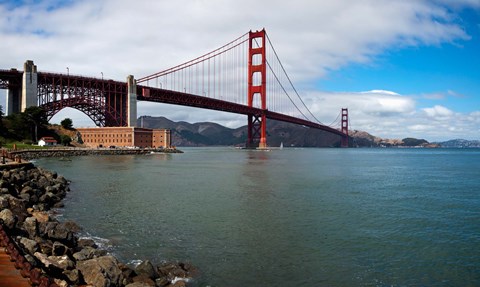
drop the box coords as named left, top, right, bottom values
left=36, top=148, right=480, bottom=286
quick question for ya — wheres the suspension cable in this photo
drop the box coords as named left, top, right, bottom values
left=265, top=32, right=325, bottom=125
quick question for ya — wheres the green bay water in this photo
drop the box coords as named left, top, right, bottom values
left=36, top=148, right=480, bottom=286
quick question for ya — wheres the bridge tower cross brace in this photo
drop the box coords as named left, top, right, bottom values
left=247, top=29, right=267, bottom=149
left=341, top=108, right=349, bottom=148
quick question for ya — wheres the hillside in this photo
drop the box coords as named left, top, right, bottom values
left=137, top=116, right=436, bottom=148
left=438, top=139, right=480, bottom=148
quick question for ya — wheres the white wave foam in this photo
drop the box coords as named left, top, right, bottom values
left=171, top=276, right=192, bottom=284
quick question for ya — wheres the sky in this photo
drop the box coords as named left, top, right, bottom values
left=0, top=0, right=479, bottom=141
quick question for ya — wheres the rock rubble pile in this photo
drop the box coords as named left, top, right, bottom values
left=0, top=165, right=193, bottom=287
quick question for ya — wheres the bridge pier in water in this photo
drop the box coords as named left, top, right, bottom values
left=341, top=108, right=349, bottom=148
left=246, top=30, right=268, bottom=149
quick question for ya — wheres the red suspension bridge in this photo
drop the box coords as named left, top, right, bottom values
left=0, top=29, right=349, bottom=148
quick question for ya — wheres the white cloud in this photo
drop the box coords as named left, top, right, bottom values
left=0, top=0, right=473, bottom=81
left=423, top=105, right=454, bottom=118
left=1, top=0, right=479, bottom=141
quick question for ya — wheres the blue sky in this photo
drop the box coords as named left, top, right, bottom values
left=0, top=0, right=479, bottom=141
left=321, top=8, right=480, bottom=113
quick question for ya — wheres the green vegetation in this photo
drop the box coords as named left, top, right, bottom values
left=402, top=137, right=428, bottom=147
left=61, top=118, right=73, bottom=129
left=0, top=105, right=74, bottom=148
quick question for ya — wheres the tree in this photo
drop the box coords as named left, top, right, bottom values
left=60, top=134, right=72, bottom=146
left=21, top=106, right=48, bottom=142
left=0, top=105, right=5, bottom=137
left=60, top=118, right=73, bottom=129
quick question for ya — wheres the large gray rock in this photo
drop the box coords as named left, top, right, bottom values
left=47, top=222, right=75, bottom=245
left=6, top=195, right=28, bottom=223
left=78, top=238, right=97, bottom=249
left=23, top=216, right=38, bottom=238
left=135, top=260, right=158, bottom=279
left=18, top=236, right=39, bottom=254
left=0, top=195, right=9, bottom=208
left=0, top=208, right=16, bottom=229
left=77, top=256, right=123, bottom=287
left=126, top=283, right=153, bottom=287
left=63, top=269, right=81, bottom=285
left=34, top=252, right=75, bottom=270
left=73, top=246, right=107, bottom=261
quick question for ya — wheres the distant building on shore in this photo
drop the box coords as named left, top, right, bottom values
left=38, top=136, right=58, bottom=147
left=76, top=127, right=171, bottom=149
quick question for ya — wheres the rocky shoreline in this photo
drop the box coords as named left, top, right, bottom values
left=9, top=147, right=183, bottom=161
left=0, top=164, right=193, bottom=287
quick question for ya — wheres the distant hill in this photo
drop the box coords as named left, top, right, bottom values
left=139, top=116, right=480, bottom=148
left=137, top=116, right=343, bottom=147
left=137, top=116, right=452, bottom=147
left=138, top=116, right=463, bottom=148
left=437, top=139, right=480, bottom=148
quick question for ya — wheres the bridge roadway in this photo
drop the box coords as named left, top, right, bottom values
left=0, top=69, right=345, bottom=138
left=138, top=85, right=345, bottom=137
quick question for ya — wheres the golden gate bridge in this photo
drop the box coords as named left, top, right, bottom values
left=0, top=29, right=349, bottom=148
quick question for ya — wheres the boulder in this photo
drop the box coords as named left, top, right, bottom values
left=78, top=238, right=98, bottom=249
left=37, top=176, right=49, bottom=190
left=20, top=185, right=34, bottom=195
left=38, top=221, right=55, bottom=237
left=63, top=269, right=81, bottom=285
left=38, top=240, right=53, bottom=255
left=157, top=263, right=185, bottom=279
left=31, top=211, right=50, bottom=223
left=0, top=195, right=9, bottom=208
left=22, top=216, right=38, bottom=238
left=34, top=252, right=75, bottom=270
left=135, top=260, right=158, bottom=279
left=131, top=274, right=155, bottom=286
left=6, top=195, right=28, bottom=223
left=47, top=222, right=75, bottom=245
left=77, top=256, right=123, bottom=287
left=18, top=236, right=39, bottom=254
left=73, top=246, right=106, bottom=261
left=53, top=278, right=69, bottom=287
left=126, top=282, right=153, bottom=287
left=167, top=281, right=186, bottom=287
left=0, top=208, right=16, bottom=229
left=155, top=277, right=169, bottom=287
left=62, top=220, right=82, bottom=233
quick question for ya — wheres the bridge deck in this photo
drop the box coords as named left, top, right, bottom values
left=0, top=248, right=31, bottom=287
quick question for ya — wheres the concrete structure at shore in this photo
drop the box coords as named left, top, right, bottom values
left=77, top=127, right=171, bottom=149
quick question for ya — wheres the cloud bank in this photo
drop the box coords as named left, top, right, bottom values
left=1, top=0, right=479, bottom=141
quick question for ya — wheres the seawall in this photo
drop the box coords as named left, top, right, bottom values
left=8, top=147, right=183, bottom=161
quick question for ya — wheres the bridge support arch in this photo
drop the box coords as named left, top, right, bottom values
left=247, top=29, right=267, bottom=149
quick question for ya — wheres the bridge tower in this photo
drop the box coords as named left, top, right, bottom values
left=247, top=29, right=267, bottom=149
left=21, top=60, right=38, bottom=112
left=127, top=75, right=137, bottom=127
left=341, top=108, right=349, bottom=148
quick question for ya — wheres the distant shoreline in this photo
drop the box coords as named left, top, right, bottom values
left=9, top=147, right=183, bottom=160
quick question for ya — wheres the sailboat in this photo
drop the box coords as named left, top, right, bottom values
left=280, top=142, right=283, bottom=149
